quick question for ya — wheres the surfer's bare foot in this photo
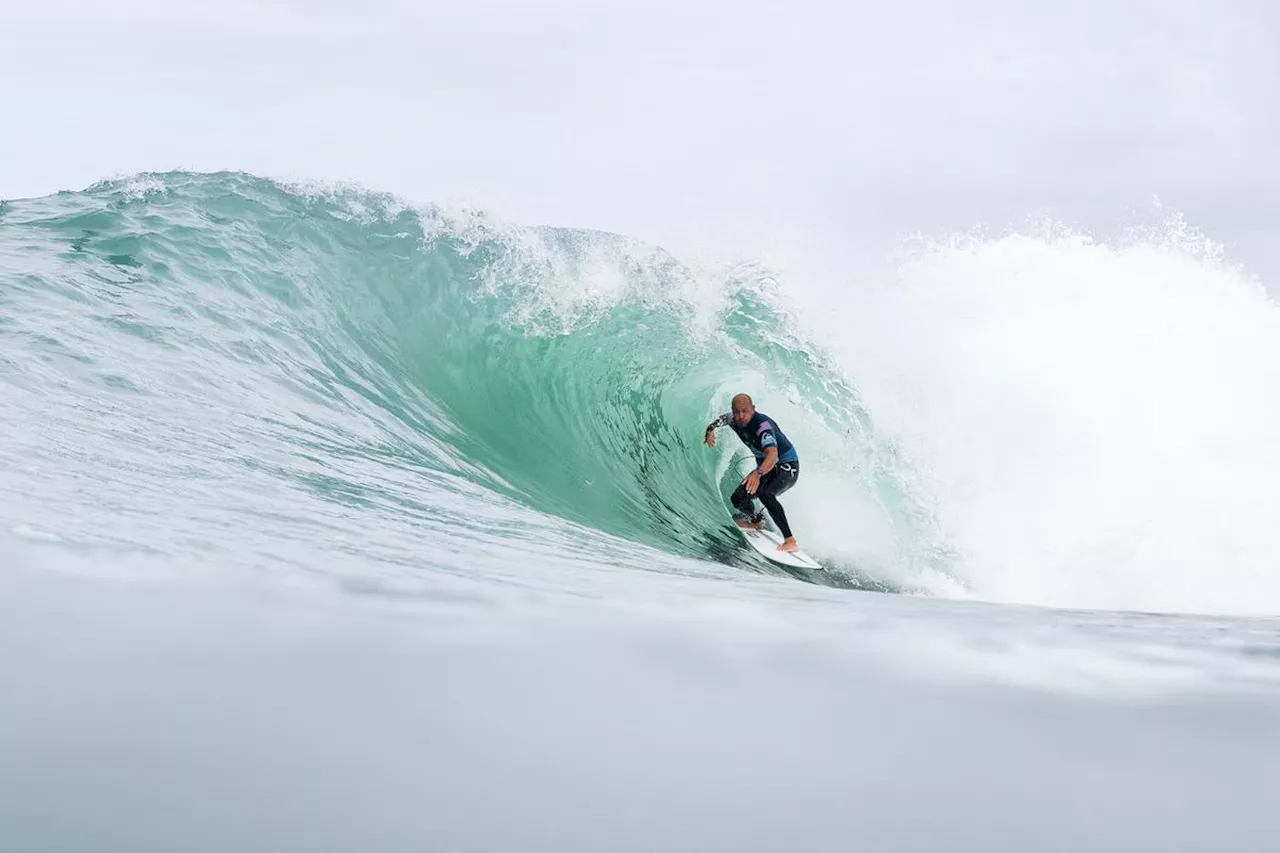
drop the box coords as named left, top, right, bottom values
left=777, top=537, right=799, bottom=552
left=734, top=515, right=765, bottom=530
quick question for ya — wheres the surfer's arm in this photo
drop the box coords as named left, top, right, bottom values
left=703, top=413, right=729, bottom=448
left=753, top=428, right=781, bottom=474
left=754, top=446, right=779, bottom=475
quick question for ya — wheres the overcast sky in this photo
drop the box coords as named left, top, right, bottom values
left=4, top=0, right=1279, bottom=280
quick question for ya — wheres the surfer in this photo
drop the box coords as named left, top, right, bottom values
left=703, top=393, right=801, bottom=553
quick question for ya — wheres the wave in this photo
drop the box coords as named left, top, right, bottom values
left=5, top=171, right=1279, bottom=614
left=0, top=171, right=929, bottom=594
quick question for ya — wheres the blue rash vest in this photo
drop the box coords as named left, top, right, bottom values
left=708, top=411, right=799, bottom=464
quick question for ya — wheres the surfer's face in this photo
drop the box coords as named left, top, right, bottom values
left=732, top=402, right=754, bottom=426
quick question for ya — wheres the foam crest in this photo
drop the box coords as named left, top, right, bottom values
left=816, top=222, right=1280, bottom=613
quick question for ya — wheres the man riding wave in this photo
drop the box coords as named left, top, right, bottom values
left=704, top=392, right=802, bottom=553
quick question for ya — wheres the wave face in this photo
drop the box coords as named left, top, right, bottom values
left=0, top=172, right=929, bottom=598
left=3, top=171, right=1280, bottom=614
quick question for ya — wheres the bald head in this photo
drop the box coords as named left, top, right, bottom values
left=731, top=393, right=755, bottom=426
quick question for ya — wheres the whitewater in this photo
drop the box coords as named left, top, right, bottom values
left=3, top=172, right=1280, bottom=851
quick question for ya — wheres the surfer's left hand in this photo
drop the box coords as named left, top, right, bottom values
left=742, top=470, right=760, bottom=495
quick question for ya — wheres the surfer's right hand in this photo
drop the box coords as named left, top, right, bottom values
left=704, top=429, right=716, bottom=448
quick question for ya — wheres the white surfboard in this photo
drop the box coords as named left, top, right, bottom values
left=736, top=523, right=823, bottom=571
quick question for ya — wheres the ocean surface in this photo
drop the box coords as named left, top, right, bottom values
left=3, top=172, right=1279, bottom=851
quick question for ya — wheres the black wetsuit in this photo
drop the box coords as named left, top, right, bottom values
left=706, top=411, right=800, bottom=539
